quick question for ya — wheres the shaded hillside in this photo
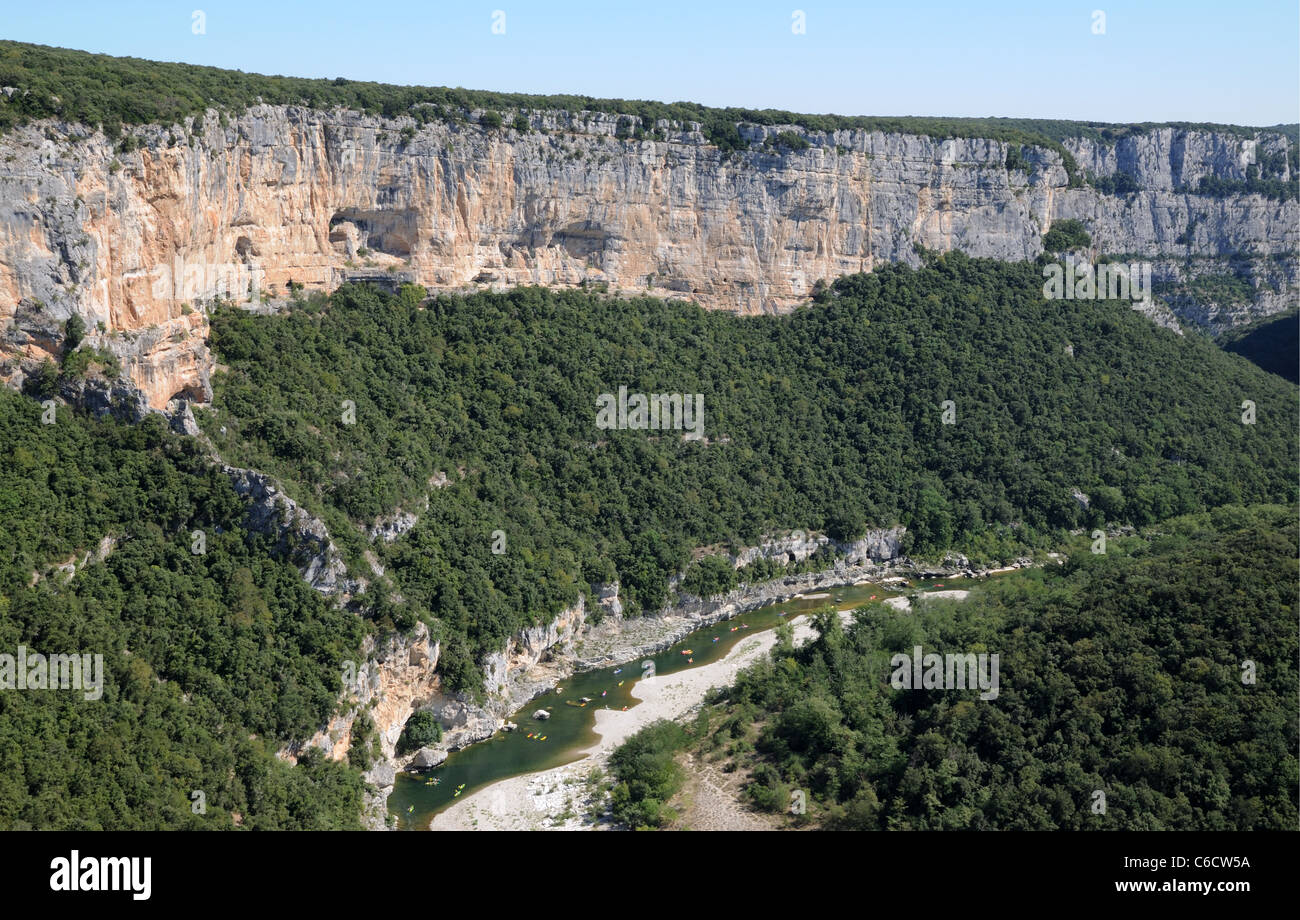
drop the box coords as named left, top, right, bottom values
left=1222, top=309, right=1299, bottom=383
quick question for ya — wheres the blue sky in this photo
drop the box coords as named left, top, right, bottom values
left=3, top=1, right=1296, bottom=125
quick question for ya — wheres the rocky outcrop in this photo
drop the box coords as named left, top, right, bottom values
left=1, top=110, right=1294, bottom=415
left=482, top=596, right=587, bottom=698
left=368, top=509, right=419, bottom=544
left=595, top=581, right=623, bottom=618
left=289, top=620, right=442, bottom=829
left=224, top=465, right=366, bottom=600
left=719, top=526, right=905, bottom=570
left=293, top=595, right=594, bottom=828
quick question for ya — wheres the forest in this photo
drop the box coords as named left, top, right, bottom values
left=683, top=504, right=1298, bottom=830
left=202, top=255, right=1298, bottom=693
left=0, top=388, right=367, bottom=829
left=2, top=246, right=1296, bottom=828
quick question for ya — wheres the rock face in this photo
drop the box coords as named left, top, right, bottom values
left=595, top=581, right=623, bottom=618
left=1, top=109, right=1294, bottom=414
left=291, top=595, right=593, bottom=827
left=481, top=596, right=587, bottom=698
left=727, top=526, right=905, bottom=569
left=224, top=465, right=366, bottom=600
left=410, top=747, right=447, bottom=769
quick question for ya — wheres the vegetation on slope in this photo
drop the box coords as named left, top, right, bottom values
left=689, top=504, right=1298, bottom=830
left=1222, top=309, right=1300, bottom=383
left=0, top=388, right=367, bottom=829
left=202, top=255, right=1297, bottom=692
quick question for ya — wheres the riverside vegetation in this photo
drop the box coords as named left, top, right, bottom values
left=2, top=253, right=1295, bottom=828
left=658, top=504, right=1297, bottom=831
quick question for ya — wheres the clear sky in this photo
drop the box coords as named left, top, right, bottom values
left=3, top=1, right=1297, bottom=125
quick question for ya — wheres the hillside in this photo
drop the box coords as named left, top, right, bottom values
left=1222, top=308, right=1300, bottom=383
left=2, top=253, right=1295, bottom=828
left=673, top=504, right=1298, bottom=830
left=0, top=387, right=367, bottom=829
left=200, top=256, right=1298, bottom=692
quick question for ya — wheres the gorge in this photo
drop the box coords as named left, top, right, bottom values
left=1, top=42, right=1296, bottom=833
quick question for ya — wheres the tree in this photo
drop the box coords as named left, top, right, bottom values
left=63, top=314, right=86, bottom=356
left=397, top=710, right=443, bottom=753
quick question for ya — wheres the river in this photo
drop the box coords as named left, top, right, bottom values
left=386, top=577, right=965, bottom=828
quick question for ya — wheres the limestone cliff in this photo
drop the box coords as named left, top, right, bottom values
left=1, top=107, right=1295, bottom=414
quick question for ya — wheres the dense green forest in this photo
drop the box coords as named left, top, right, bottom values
left=684, top=504, right=1298, bottom=830
left=202, top=255, right=1297, bottom=692
left=0, top=387, right=367, bottom=829
left=4, top=39, right=1295, bottom=187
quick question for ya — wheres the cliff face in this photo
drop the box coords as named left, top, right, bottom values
left=1, top=107, right=1294, bottom=411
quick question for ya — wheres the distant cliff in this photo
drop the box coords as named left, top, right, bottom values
left=0, top=103, right=1295, bottom=414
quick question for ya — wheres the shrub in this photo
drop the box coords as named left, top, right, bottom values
left=607, top=720, right=689, bottom=829
left=1042, top=218, right=1092, bottom=252
left=397, top=710, right=443, bottom=754
left=62, top=314, right=86, bottom=355
left=764, top=130, right=810, bottom=152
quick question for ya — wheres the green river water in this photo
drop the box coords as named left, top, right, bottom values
left=388, top=576, right=963, bottom=829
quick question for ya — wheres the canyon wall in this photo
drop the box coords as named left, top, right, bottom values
left=0, top=106, right=1295, bottom=414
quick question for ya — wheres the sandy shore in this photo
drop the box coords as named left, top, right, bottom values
left=427, top=586, right=986, bottom=830
left=885, top=589, right=970, bottom=611
left=428, top=616, right=825, bottom=831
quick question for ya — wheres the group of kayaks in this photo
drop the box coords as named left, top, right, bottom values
left=405, top=780, right=467, bottom=815
left=525, top=732, right=548, bottom=741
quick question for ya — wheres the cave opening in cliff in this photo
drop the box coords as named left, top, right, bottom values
left=329, top=208, right=417, bottom=258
